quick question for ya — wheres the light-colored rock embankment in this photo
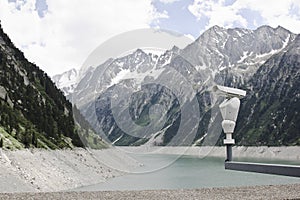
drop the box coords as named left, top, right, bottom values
left=0, top=148, right=140, bottom=193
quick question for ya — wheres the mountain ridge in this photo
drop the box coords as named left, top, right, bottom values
left=54, top=25, right=300, bottom=146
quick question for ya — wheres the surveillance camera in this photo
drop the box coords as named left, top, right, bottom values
left=213, top=85, right=246, bottom=98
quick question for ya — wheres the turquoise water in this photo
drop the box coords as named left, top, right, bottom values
left=74, top=154, right=300, bottom=191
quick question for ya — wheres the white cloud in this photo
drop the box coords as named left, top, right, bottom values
left=158, top=0, right=180, bottom=4
left=188, top=0, right=300, bottom=34
left=188, top=0, right=218, bottom=20
left=188, top=0, right=248, bottom=30
left=233, top=0, right=300, bottom=32
left=184, top=34, right=195, bottom=41
left=0, top=0, right=166, bottom=75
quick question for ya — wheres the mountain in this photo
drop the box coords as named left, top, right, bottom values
left=72, top=47, right=187, bottom=146
left=179, top=25, right=294, bottom=86
left=57, top=25, right=300, bottom=146
left=52, top=68, right=78, bottom=100
left=0, top=23, right=84, bottom=149
left=235, top=35, right=300, bottom=146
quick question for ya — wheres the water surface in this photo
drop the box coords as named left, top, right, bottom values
left=74, top=154, right=300, bottom=191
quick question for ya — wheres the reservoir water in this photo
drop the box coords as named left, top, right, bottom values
left=74, top=154, right=300, bottom=191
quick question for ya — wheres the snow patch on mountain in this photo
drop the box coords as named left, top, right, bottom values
left=52, top=68, right=78, bottom=98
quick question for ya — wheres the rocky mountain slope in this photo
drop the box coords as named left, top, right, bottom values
left=0, top=23, right=86, bottom=149
left=55, top=25, right=300, bottom=146
left=235, top=35, right=300, bottom=145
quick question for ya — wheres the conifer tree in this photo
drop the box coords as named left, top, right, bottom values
left=0, top=138, right=3, bottom=148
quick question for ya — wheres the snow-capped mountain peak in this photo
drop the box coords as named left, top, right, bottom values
left=52, top=68, right=78, bottom=99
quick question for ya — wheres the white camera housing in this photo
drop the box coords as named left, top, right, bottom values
left=219, top=97, right=241, bottom=123
left=213, top=85, right=246, bottom=98
left=213, top=85, right=246, bottom=145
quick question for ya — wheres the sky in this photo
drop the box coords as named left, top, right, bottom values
left=0, top=0, right=300, bottom=76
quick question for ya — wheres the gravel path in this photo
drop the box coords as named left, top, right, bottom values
left=0, top=184, right=299, bottom=200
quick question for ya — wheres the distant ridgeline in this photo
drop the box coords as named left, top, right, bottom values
left=57, top=25, right=300, bottom=147
left=0, top=23, right=104, bottom=149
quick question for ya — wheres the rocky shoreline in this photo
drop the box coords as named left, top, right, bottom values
left=0, top=146, right=299, bottom=193
left=121, top=146, right=300, bottom=161
left=0, top=148, right=140, bottom=193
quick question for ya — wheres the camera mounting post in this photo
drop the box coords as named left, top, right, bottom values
left=213, top=85, right=246, bottom=161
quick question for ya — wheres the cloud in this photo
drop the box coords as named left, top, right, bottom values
left=188, top=0, right=300, bottom=33
left=184, top=34, right=195, bottom=41
left=157, top=0, right=180, bottom=4
left=233, top=0, right=300, bottom=32
left=0, top=0, right=166, bottom=75
left=2, top=0, right=300, bottom=76
left=188, top=0, right=248, bottom=30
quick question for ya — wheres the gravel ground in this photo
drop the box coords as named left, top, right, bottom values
left=0, top=184, right=299, bottom=200
left=0, top=148, right=140, bottom=192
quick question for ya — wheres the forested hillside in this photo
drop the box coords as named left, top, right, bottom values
left=0, top=22, right=83, bottom=149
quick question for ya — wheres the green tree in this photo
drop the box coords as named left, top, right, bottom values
left=0, top=138, right=3, bottom=148
left=32, top=131, right=37, bottom=147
